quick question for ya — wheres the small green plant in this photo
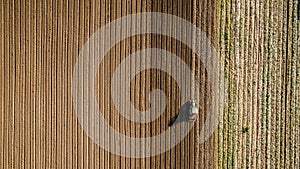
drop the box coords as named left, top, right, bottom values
left=242, top=126, right=251, bottom=133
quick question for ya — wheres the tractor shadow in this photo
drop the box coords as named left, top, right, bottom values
left=168, top=102, right=192, bottom=127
